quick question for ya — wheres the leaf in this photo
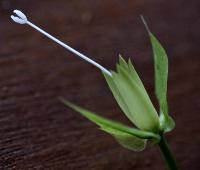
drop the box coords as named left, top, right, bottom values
left=141, top=16, right=175, bottom=132
left=103, top=59, right=160, bottom=132
left=101, top=127, right=147, bottom=151
left=61, top=98, right=160, bottom=141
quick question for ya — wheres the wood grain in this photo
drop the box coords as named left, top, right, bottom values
left=0, top=0, right=200, bottom=169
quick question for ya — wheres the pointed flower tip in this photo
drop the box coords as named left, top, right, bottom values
left=11, top=9, right=27, bottom=24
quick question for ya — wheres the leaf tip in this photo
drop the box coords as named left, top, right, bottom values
left=140, top=15, right=151, bottom=34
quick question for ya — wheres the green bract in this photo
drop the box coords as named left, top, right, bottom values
left=61, top=99, right=160, bottom=151
left=141, top=16, right=175, bottom=132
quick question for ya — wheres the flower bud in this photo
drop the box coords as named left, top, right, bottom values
left=104, top=57, right=160, bottom=132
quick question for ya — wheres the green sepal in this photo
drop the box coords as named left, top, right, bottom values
left=103, top=58, right=160, bottom=132
left=61, top=98, right=160, bottom=151
left=159, top=113, right=175, bottom=133
left=141, top=16, right=175, bottom=133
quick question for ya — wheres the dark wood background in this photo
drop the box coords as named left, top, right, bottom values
left=1, top=0, right=200, bottom=169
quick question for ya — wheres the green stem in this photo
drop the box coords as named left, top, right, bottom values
left=158, top=135, right=179, bottom=170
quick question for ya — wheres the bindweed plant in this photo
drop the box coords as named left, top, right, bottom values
left=11, top=10, right=178, bottom=170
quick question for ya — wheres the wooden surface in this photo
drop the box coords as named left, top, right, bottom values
left=1, top=0, right=200, bottom=169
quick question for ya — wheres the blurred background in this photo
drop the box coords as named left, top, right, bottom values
left=0, top=0, right=200, bottom=169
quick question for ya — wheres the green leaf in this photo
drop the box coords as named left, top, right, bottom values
left=141, top=16, right=175, bottom=132
left=101, top=127, right=147, bottom=151
left=103, top=59, right=160, bottom=132
left=61, top=98, right=160, bottom=141
left=61, top=99, right=161, bottom=151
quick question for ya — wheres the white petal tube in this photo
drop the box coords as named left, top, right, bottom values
left=11, top=10, right=112, bottom=77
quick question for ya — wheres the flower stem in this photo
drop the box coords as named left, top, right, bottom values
left=158, top=135, right=179, bottom=170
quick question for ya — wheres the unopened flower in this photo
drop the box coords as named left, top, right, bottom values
left=104, top=57, right=160, bottom=132
left=11, top=10, right=175, bottom=152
